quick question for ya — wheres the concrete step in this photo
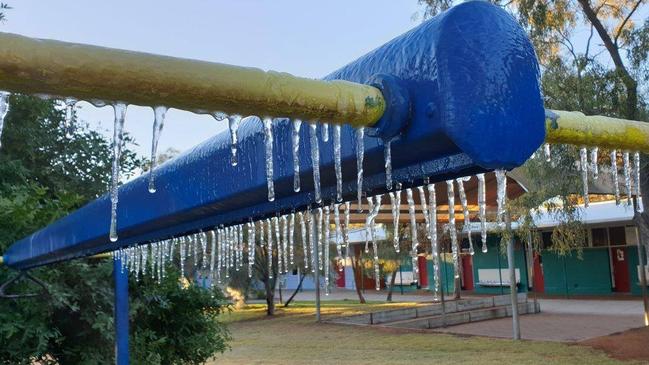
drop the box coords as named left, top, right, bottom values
left=328, top=293, right=529, bottom=326
left=383, top=301, right=540, bottom=330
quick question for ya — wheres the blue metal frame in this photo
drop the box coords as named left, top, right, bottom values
left=3, top=1, right=544, bottom=269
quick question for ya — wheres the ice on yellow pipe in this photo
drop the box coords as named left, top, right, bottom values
left=0, top=32, right=385, bottom=127
left=546, top=110, right=649, bottom=153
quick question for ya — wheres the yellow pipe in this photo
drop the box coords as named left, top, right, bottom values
left=0, top=32, right=385, bottom=127
left=546, top=110, right=649, bottom=153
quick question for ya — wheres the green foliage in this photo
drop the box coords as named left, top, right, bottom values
left=0, top=95, right=230, bottom=364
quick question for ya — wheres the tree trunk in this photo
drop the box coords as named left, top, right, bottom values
left=284, top=273, right=306, bottom=307
left=278, top=278, right=283, bottom=305
left=264, top=276, right=275, bottom=316
left=386, top=268, right=398, bottom=302
left=351, top=254, right=366, bottom=304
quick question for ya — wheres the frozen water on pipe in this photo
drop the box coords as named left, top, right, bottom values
left=200, top=231, right=208, bottom=269
left=148, top=106, right=167, bottom=193
left=289, top=213, right=296, bottom=266
left=259, top=221, right=266, bottom=248
left=344, top=201, right=351, bottom=261
left=406, top=188, right=419, bottom=280
left=611, top=150, right=621, bottom=205
left=267, top=218, right=274, bottom=279
left=389, top=190, right=401, bottom=253
left=371, top=195, right=382, bottom=291
left=64, top=97, right=77, bottom=139
left=333, top=204, right=343, bottom=267
left=308, top=210, right=317, bottom=273
left=384, top=139, right=393, bottom=190
left=355, top=128, right=365, bottom=212
left=495, top=169, right=507, bottom=226
left=298, top=212, right=309, bottom=269
left=634, top=152, right=642, bottom=207
left=180, top=237, right=186, bottom=279
left=247, top=223, right=255, bottom=278
left=281, top=215, right=289, bottom=273
left=227, top=114, right=241, bottom=166
left=446, top=180, right=460, bottom=279
left=544, top=143, right=551, bottom=162
left=274, top=216, right=282, bottom=273
left=417, top=186, right=431, bottom=239
left=292, top=119, right=302, bottom=192
left=591, top=147, right=599, bottom=179
left=324, top=206, right=331, bottom=294
left=477, top=173, right=488, bottom=253
left=263, top=118, right=275, bottom=202
left=322, top=122, right=329, bottom=142
left=238, top=225, right=245, bottom=271
left=109, top=103, right=127, bottom=242
left=334, top=125, right=343, bottom=202
left=365, top=196, right=375, bottom=253
left=624, top=152, right=632, bottom=206
left=456, top=178, right=474, bottom=255
left=580, top=147, right=590, bottom=207
left=0, top=92, right=9, bottom=149
left=317, top=207, right=324, bottom=270
left=427, top=184, right=440, bottom=300
left=210, top=231, right=217, bottom=282
left=309, top=123, right=322, bottom=203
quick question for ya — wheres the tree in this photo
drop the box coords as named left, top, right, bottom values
left=0, top=95, right=230, bottom=364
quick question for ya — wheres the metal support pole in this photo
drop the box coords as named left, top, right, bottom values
left=113, top=257, right=129, bottom=365
left=312, top=209, right=321, bottom=323
left=506, top=214, right=521, bottom=340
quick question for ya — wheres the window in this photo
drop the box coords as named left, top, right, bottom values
left=591, top=228, right=609, bottom=247
left=541, top=231, right=553, bottom=249
left=608, top=226, right=626, bottom=246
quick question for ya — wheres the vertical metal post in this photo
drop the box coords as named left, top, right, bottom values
left=633, top=197, right=649, bottom=326
left=506, top=214, right=521, bottom=340
left=312, top=209, right=321, bottom=322
left=114, top=257, right=129, bottom=365
left=436, top=241, right=447, bottom=327
left=399, top=264, right=404, bottom=295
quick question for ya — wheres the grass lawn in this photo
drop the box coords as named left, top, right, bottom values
left=210, top=300, right=635, bottom=365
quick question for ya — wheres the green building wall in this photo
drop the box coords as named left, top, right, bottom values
left=470, top=236, right=529, bottom=295
left=541, top=248, right=613, bottom=296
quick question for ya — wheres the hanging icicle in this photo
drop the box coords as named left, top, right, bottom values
left=274, top=216, right=282, bottom=274
left=355, top=127, right=365, bottom=212
left=263, top=118, right=275, bottom=202
left=446, top=180, right=460, bottom=279
left=580, top=147, right=590, bottom=207
left=281, top=216, right=289, bottom=274
left=389, top=190, right=401, bottom=253
left=0, top=91, right=9, bottom=150
left=324, top=206, right=331, bottom=295
left=322, top=122, right=329, bottom=142
left=427, top=184, right=440, bottom=300
left=227, top=114, right=241, bottom=166
left=406, top=188, right=419, bottom=280
left=623, top=151, right=632, bottom=206
left=333, top=125, right=343, bottom=202
left=343, top=201, right=351, bottom=261
left=384, top=139, right=393, bottom=190
left=289, top=213, right=296, bottom=266
left=364, top=196, right=375, bottom=254
left=148, top=106, right=167, bottom=193
left=544, top=143, right=551, bottom=162
left=109, top=103, right=127, bottom=242
left=333, top=204, right=343, bottom=269
left=267, top=218, right=274, bottom=279
left=634, top=152, right=642, bottom=211
left=298, top=212, right=309, bottom=269
left=209, top=230, right=217, bottom=283
left=63, top=97, right=77, bottom=139
left=292, top=119, right=302, bottom=192
left=477, top=173, right=488, bottom=253
left=456, top=177, right=474, bottom=255
left=417, top=186, right=431, bottom=239
left=309, top=123, right=322, bottom=204
left=248, top=223, right=255, bottom=278
left=371, top=195, right=382, bottom=291
left=308, top=210, right=317, bottom=273
left=611, top=150, right=621, bottom=205
left=591, top=147, right=599, bottom=179
left=495, top=169, right=507, bottom=226
left=317, top=207, right=324, bottom=270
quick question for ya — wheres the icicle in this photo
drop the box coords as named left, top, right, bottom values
left=611, top=150, right=621, bottom=205
left=591, top=147, right=599, bottom=179
left=263, top=118, right=275, bottom=202
left=389, top=190, right=401, bottom=252
left=364, top=196, right=375, bottom=254
left=371, top=195, right=382, bottom=291
left=281, top=215, right=289, bottom=273
left=343, top=202, right=351, bottom=261
left=334, top=125, right=343, bottom=202
left=292, top=119, right=302, bottom=192
left=308, top=210, right=317, bottom=273
left=417, top=186, right=431, bottom=239
left=0, top=91, right=8, bottom=150
left=355, top=127, right=365, bottom=212
left=274, top=217, right=283, bottom=273
left=180, top=237, right=187, bottom=280
left=148, top=106, right=167, bottom=193
left=267, top=218, right=274, bottom=279
left=317, top=207, right=324, bottom=270
left=544, top=143, right=551, bottom=162
left=384, top=139, right=393, bottom=190
left=63, top=97, right=77, bottom=139
left=248, top=223, right=255, bottom=278
left=298, top=212, right=309, bottom=269
left=477, top=173, right=488, bottom=253
left=289, top=213, right=296, bottom=267
left=580, top=147, right=590, bottom=207
left=427, top=184, right=440, bottom=300
left=238, top=225, right=245, bottom=271
left=446, top=180, right=460, bottom=279
left=624, top=151, right=632, bottom=206
left=109, top=103, right=127, bottom=242
left=333, top=204, right=343, bottom=267
left=224, top=114, right=240, bottom=166
left=309, top=123, right=322, bottom=203
left=456, top=177, right=474, bottom=255
left=210, top=231, right=217, bottom=282
left=143, top=243, right=150, bottom=278
left=634, top=152, right=642, bottom=209
left=322, top=122, right=329, bottom=142
left=495, top=169, right=507, bottom=226
left=192, top=233, right=199, bottom=267
left=259, top=221, right=266, bottom=248
left=406, top=188, right=419, bottom=280
left=324, top=206, right=331, bottom=295
left=200, top=231, right=208, bottom=269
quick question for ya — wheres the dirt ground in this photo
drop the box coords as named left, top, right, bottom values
left=581, top=326, right=649, bottom=363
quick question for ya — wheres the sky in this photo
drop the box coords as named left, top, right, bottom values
left=1, top=0, right=424, bottom=158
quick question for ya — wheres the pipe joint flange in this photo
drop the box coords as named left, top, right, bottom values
left=366, top=74, right=411, bottom=140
